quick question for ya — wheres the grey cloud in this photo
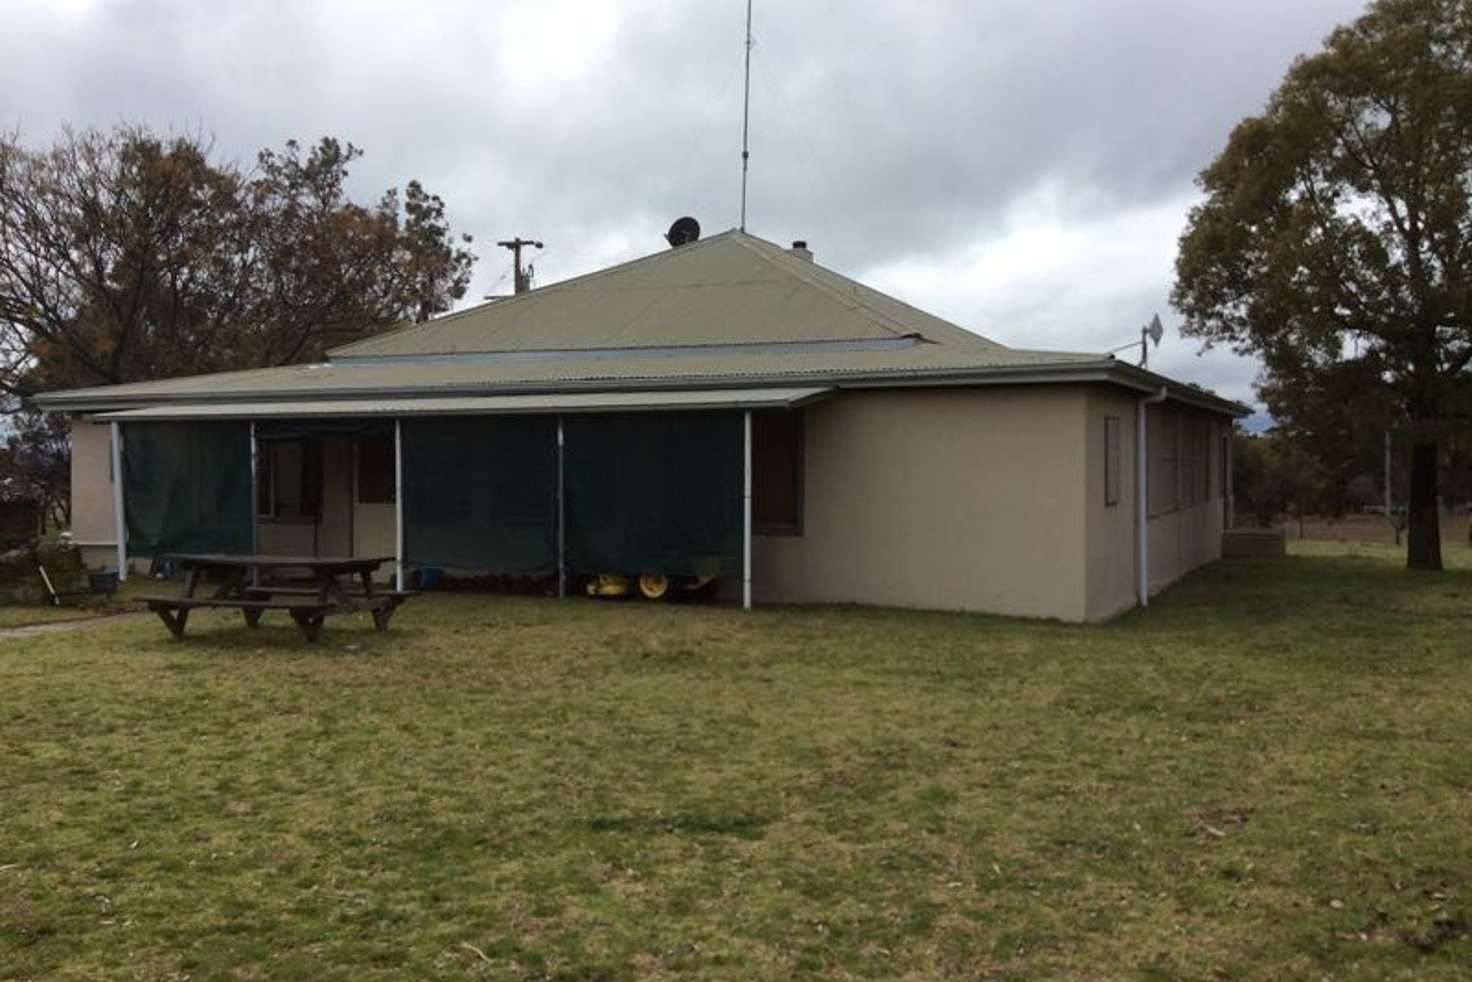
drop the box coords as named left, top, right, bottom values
left=0, top=0, right=1371, bottom=408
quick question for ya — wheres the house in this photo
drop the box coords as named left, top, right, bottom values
left=33, top=228, right=1248, bottom=622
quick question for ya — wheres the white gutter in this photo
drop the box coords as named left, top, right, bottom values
left=1137, top=386, right=1168, bottom=607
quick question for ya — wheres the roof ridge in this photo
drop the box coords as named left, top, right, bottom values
left=730, top=233, right=1001, bottom=349
left=726, top=234, right=921, bottom=342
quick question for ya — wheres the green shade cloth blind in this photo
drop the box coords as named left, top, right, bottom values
left=564, top=412, right=743, bottom=578
left=254, top=419, right=393, bottom=442
left=401, top=416, right=558, bottom=573
left=122, top=422, right=253, bottom=557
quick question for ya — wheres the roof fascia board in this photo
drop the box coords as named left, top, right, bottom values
left=39, top=361, right=1248, bottom=418
left=35, top=363, right=1115, bottom=411
left=94, top=389, right=835, bottom=422
left=1101, top=362, right=1252, bottom=417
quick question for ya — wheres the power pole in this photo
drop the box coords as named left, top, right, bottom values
left=497, top=237, right=543, bottom=294
left=1385, top=429, right=1401, bottom=545
left=1385, top=429, right=1392, bottom=517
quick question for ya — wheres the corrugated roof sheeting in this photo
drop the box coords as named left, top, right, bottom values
left=45, top=346, right=1109, bottom=405
left=328, top=231, right=1006, bottom=358
left=31, top=227, right=1251, bottom=417
left=94, top=386, right=833, bottom=421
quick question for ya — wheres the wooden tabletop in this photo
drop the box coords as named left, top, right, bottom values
left=163, top=554, right=392, bottom=571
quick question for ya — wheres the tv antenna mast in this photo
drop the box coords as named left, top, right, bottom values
left=739, top=0, right=753, bottom=231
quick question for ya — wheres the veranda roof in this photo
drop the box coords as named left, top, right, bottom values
left=91, top=386, right=833, bottom=422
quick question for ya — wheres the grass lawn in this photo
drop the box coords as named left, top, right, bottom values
left=0, top=578, right=149, bottom=631
left=0, top=594, right=139, bottom=630
left=2, top=545, right=1470, bottom=979
left=0, top=604, right=107, bottom=630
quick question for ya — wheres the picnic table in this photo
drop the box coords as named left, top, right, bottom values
left=139, top=554, right=415, bottom=641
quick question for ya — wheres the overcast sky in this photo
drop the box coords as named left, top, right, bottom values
left=1, top=0, right=1371, bottom=417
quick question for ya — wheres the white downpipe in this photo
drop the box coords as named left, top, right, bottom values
left=109, top=422, right=127, bottom=581
left=556, top=416, right=566, bottom=600
left=394, top=419, right=404, bottom=590
left=743, top=410, right=753, bottom=611
left=1136, top=387, right=1168, bottom=606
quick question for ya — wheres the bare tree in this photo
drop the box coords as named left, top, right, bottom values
left=0, top=125, right=475, bottom=400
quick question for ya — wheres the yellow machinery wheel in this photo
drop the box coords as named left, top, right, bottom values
left=637, top=573, right=671, bottom=601
left=586, top=573, right=632, bottom=598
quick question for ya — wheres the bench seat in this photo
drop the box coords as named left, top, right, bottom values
left=139, top=596, right=337, bottom=641
left=247, top=586, right=419, bottom=600
left=242, top=587, right=417, bottom=630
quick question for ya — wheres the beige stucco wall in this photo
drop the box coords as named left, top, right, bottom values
left=1083, top=387, right=1141, bottom=621
left=68, top=418, right=122, bottom=570
left=68, top=391, right=1231, bottom=612
left=319, top=438, right=354, bottom=556
left=69, top=419, right=379, bottom=571
left=257, top=520, right=315, bottom=555
left=255, top=438, right=354, bottom=557
left=1084, top=394, right=1229, bottom=614
left=352, top=505, right=396, bottom=583
left=69, top=419, right=114, bottom=545
left=756, top=386, right=1231, bottom=622
left=1145, top=414, right=1226, bottom=595
left=753, top=387, right=1089, bottom=621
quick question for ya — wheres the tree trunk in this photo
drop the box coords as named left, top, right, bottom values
left=1406, top=438, right=1442, bottom=570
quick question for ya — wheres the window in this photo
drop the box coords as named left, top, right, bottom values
left=1104, top=416, right=1121, bottom=506
left=356, top=436, right=396, bottom=504
left=1201, top=420, right=1214, bottom=501
left=1182, top=417, right=1199, bottom=508
left=1180, top=416, right=1212, bottom=508
left=1147, top=404, right=1178, bottom=517
left=752, top=409, right=803, bottom=534
left=1146, top=409, right=1224, bottom=515
left=1221, top=429, right=1231, bottom=500
left=257, top=440, right=323, bottom=519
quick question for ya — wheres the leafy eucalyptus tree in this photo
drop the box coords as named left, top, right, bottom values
left=1174, top=0, right=1472, bottom=569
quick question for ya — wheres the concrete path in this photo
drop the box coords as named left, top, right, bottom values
left=0, top=610, right=145, bottom=640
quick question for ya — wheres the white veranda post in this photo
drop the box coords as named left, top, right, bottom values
left=557, top=416, right=566, bottom=600
left=110, top=421, right=126, bottom=581
left=249, top=423, right=260, bottom=586
left=394, top=419, right=404, bottom=590
left=743, top=410, right=752, bottom=611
